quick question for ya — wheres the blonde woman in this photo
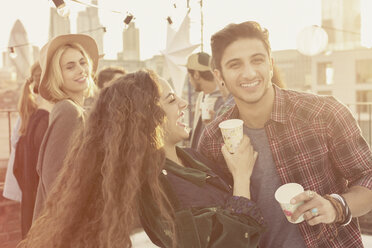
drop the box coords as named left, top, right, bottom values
left=32, top=34, right=99, bottom=220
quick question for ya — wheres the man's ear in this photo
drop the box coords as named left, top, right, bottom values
left=213, top=69, right=225, bottom=88
left=213, top=69, right=223, bottom=82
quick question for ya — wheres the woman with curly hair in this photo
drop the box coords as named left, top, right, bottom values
left=19, top=70, right=264, bottom=248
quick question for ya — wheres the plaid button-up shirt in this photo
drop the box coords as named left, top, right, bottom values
left=197, top=85, right=372, bottom=248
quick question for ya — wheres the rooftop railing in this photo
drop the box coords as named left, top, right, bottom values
left=347, top=103, right=372, bottom=147
left=1, top=103, right=372, bottom=159
left=0, top=109, right=17, bottom=160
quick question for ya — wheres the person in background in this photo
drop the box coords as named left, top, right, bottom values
left=19, top=70, right=264, bottom=248
left=3, top=119, right=22, bottom=202
left=84, top=66, right=125, bottom=107
left=12, top=61, right=53, bottom=238
left=197, top=21, right=372, bottom=248
left=2, top=61, right=54, bottom=203
left=186, top=52, right=227, bottom=149
left=32, top=34, right=99, bottom=221
left=96, top=66, right=126, bottom=89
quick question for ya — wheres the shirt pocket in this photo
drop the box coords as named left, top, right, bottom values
left=278, top=132, right=332, bottom=191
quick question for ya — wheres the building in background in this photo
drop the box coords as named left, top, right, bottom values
left=144, top=55, right=170, bottom=80
left=117, top=22, right=140, bottom=61
left=31, top=45, right=40, bottom=63
left=98, top=58, right=143, bottom=75
left=322, top=0, right=361, bottom=50
left=311, top=47, right=372, bottom=144
left=3, top=20, right=34, bottom=83
left=49, top=8, right=71, bottom=39
left=76, top=0, right=104, bottom=54
left=272, top=50, right=312, bottom=91
left=312, top=48, right=372, bottom=105
left=99, top=54, right=170, bottom=81
left=0, top=68, right=16, bottom=84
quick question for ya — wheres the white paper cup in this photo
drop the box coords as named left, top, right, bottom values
left=274, top=183, right=305, bottom=224
left=218, top=119, right=244, bottom=153
left=201, top=95, right=216, bottom=120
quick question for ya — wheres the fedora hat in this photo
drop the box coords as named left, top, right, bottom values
left=38, top=34, right=99, bottom=101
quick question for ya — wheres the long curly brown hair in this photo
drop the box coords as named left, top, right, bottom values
left=18, top=70, right=175, bottom=247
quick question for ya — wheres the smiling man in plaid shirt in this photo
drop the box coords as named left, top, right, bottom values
left=197, top=21, right=372, bottom=248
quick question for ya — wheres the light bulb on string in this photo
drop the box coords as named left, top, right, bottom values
left=9, top=47, right=17, bottom=59
left=9, top=53, right=17, bottom=59
left=57, top=4, right=70, bottom=17
left=297, top=25, right=328, bottom=56
left=167, top=17, right=173, bottom=25
left=123, top=14, right=134, bottom=25
left=51, top=0, right=70, bottom=17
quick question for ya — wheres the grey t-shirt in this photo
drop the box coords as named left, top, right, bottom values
left=244, top=127, right=306, bottom=248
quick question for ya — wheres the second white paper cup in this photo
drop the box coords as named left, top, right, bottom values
left=274, top=183, right=305, bottom=224
left=201, top=96, right=216, bottom=120
left=218, top=119, right=244, bottom=153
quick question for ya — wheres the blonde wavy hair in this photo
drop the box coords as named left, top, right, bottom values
left=18, top=70, right=175, bottom=248
left=43, top=42, right=96, bottom=103
left=18, top=62, right=41, bottom=135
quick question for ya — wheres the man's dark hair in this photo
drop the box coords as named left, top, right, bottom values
left=211, top=21, right=271, bottom=72
left=210, top=21, right=286, bottom=88
left=96, top=66, right=126, bottom=89
left=187, top=69, right=214, bottom=81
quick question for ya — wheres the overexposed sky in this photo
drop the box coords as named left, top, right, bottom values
left=0, top=0, right=370, bottom=66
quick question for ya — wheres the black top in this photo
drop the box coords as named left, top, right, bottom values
left=139, top=147, right=265, bottom=248
left=13, top=109, right=49, bottom=238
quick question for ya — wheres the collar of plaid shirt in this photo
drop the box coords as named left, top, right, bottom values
left=216, top=84, right=288, bottom=123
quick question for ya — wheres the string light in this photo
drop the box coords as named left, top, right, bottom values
left=70, top=0, right=122, bottom=14
left=167, top=17, right=173, bottom=25
left=79, top=26, right=107, bottom=33
left=297, top=25, right=328, bottom=56
left=51, top=0, right=65, bottom=8
left=2, top=24, right=105, bottom=55
left=9, top=47, right=17, bottom=59
left=2, top=1, right=180, bottom=55
left=123, top=14, right=134, bottom=25
left=51, top=0, right=70, bottom=17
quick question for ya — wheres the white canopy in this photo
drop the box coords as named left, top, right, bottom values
left=161, top=13, right=199, bottom=96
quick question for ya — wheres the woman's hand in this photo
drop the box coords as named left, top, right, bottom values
left=221, top=135, right=258, bottom=198
left=222, top=135, right=257, bottom=179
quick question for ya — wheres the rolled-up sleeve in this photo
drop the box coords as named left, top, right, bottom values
left=326, top=98, right=372, bottom=190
